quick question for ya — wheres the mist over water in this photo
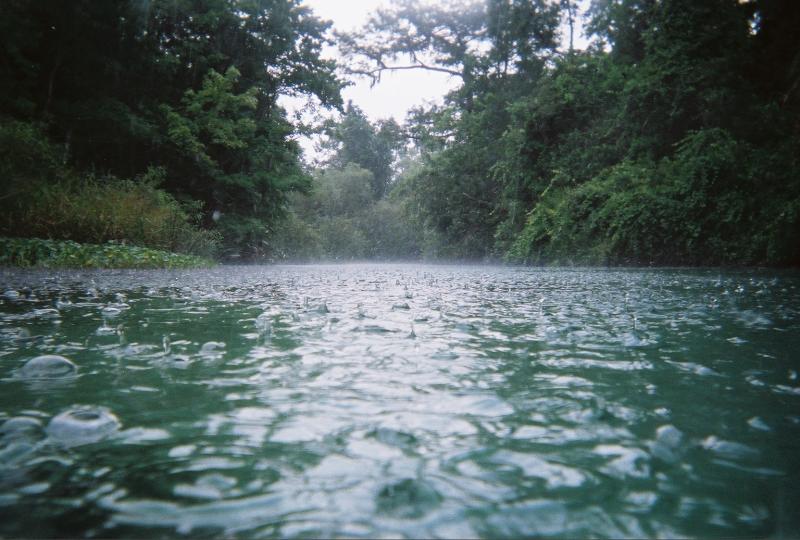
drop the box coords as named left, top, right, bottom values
left=1, top=264, right=799, bottom=538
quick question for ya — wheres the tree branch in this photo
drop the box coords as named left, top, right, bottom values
left=348, top=58, right=463, bottom=85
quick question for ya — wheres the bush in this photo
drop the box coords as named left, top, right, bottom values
left=507, top=128, right=800, bottom=266
left=3, top=171, right=222, bottom=259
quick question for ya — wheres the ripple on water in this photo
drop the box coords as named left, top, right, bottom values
left=0, top=265, right=797, bottom=539
left=650, top=425, right=685, bottom=465
left=0, top=416, right=43, bottom=440
left=488, top=450, right=589, bottom=489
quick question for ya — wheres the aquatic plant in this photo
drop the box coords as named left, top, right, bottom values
left=0, top=237, right=214, bottom=269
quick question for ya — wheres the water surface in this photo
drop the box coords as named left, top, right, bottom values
left=1, top=264, right=799, bottom=538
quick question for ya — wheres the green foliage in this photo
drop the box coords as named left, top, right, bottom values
left=268, top=208, right=323, bottom=261
left=0, top=237, right=214, bottom=269
left=323, top=103, right=403, bottom=199
left=508, top=129, right=800, bottom=266
left=2, top=171, right=222, bottom=259
left=344, top=0, right=800, bottom=266
left=0, top=119, right=221, bottom=259
left=0, top=118, right=63, bottom=182
left=0, top=0, right=343, bottom=260
left=269, top=162, right=421, bottom=261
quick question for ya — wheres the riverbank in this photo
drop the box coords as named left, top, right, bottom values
left=0, top=237, right=215, bottom=269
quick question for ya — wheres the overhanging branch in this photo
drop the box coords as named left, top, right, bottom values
left=348, top=56, right=464, bottom=86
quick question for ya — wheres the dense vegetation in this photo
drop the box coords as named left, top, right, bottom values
left=333, top=0, right=800, bottom=265
left=1, top=0, right=340, bottom=262
left=1, top=0, right=798, bottom=266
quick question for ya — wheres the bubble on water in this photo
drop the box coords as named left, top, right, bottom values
left=46, top=406, right=120, bottom=447
left=54, top=297, right=72, bottom=310
left=164, top=354, right=192, bottom=369
left=355, top=303, right=366, bottom=319
left=650, top=425, right=684, bottom=464
left=369, top=428, right=418, bottom=451
left=667, top=361, right=718, bottom=377
left=18, top=355, right=77, bottom=379
left=32, top=308, right=60, bottom=320
left=595, top=444, right=651, bottom=479
left=736, top=310, right=772, bottom=329
left=622, top=332, right=646, bottom=347
left=102, top=306, right=122, bottom=319
left=96, top=321, right=116, bottom=336
left=3, top=289, right=20, bottom=300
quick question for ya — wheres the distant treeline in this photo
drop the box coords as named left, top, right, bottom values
left=2, top=1, right=799, bottom=266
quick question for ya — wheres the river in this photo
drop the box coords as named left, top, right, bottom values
left=1, top=264, right=799, bottom=538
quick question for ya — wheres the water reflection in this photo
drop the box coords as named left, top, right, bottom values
left=0, top=265, right=799, bottom=537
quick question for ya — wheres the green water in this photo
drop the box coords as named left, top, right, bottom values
left=1, top=264, right=799, bottom=538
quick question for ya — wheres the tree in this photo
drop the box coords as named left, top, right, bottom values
left=323, top=103, right=403, bottom=198
left=0, top=0, right=345, bottom=259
